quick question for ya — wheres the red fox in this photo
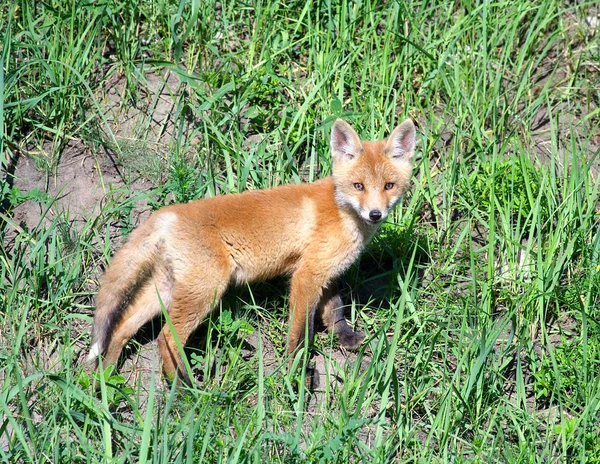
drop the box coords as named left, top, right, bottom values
left=87, top=118, right=416, bottom=384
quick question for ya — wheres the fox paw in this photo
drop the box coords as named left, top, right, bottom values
left=338, top=329, right=365, bottom=350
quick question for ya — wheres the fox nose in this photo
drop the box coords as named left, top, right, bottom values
left=369, top=210, right=382, bottom=222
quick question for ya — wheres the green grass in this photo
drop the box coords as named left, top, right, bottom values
left=1, top=0, right=600, bottom=461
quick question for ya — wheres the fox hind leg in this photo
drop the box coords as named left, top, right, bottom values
left=158, top=282, right=227, bottom=385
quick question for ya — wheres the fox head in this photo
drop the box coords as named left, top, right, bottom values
left=330, top=118, right=416, bottom=225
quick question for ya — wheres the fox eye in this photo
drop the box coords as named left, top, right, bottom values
left=384, top=182, right=395, bottom=190
left=353, top=183, right=364, bottom=191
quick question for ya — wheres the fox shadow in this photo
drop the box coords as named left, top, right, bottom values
left=348, top=222, right=431, bottom=305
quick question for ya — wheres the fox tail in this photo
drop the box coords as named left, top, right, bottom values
left=86, top=217, right=167, bottom=364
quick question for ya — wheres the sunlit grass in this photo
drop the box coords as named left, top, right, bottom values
left=1, top=0, right=599, bottom=462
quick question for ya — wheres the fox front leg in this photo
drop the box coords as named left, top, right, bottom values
left=287, top=265, right=332, bottom=360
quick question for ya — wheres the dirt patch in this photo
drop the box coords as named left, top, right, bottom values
left=8, top=70, right=184, bottom=234
left=11, top=142, right=134, bottom=229
left=101, top=69, right=184, bottom=151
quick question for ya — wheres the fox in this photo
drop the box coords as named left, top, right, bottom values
left=86, top=118, right=416, bottom=384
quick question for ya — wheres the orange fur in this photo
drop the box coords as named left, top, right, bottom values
left=88, top=118, right=416, bottom=383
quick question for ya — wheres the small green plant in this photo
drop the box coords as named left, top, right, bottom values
left=529, top=338, right=599, bottom=407
left=78, top=366, right=135, bottom=410
left=166, top=156, right=204, bottom=203
left=458, top=156, right=549, bottom=228
left=0, top=184, right=50, bottom=214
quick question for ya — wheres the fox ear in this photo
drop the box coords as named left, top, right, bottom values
left=331, top=119, right=363, bottom=162
left=385, top=119, right=416, bottom=161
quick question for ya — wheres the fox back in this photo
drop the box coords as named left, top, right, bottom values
left=87, top=118, right=416, bottom=384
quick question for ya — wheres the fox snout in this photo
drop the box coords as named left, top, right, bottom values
left=369, top=210, right=382, bottom=222
left=359, top=198, right=389, bottom=224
